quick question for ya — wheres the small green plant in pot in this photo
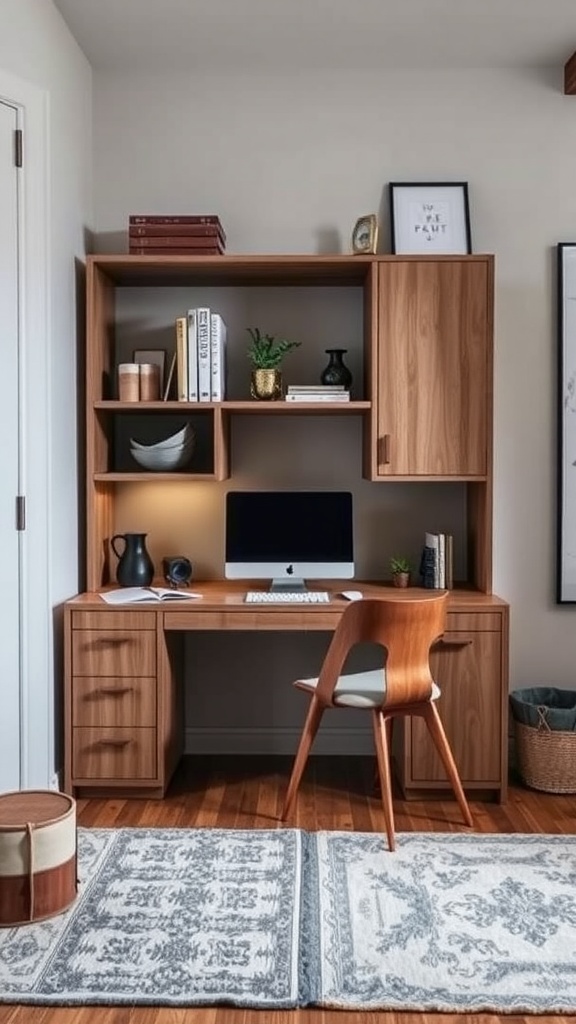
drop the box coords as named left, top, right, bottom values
left=246, top=327, right=301, bottom=400
left=390, top=556, right=412, bottom=588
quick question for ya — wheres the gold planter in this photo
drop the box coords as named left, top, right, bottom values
left=250, top=369, right=283, bottom=401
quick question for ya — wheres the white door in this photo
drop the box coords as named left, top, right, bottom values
left=0, top=98, right=22, bottom=790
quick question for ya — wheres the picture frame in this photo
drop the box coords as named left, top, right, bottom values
left=557, top=243, right=576, bottom=602
left=389, top=182, right=472, bottom=255
left=351, top=214, right=378, bottom=255
left=133, top=348, right=166, bottom=389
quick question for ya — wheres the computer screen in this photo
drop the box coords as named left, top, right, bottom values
left=225, top=490, right=354, bottom=590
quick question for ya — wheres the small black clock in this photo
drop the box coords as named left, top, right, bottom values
left=162, top=556, right=193, bottom=587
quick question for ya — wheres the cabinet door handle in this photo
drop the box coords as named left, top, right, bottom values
left=97, top=738, right=131, bottom=748
left=378, top=434, right=391, bottom=466
left=97, top=686, right=134, bottom=696
left=437, top=636, right=474, bottom=648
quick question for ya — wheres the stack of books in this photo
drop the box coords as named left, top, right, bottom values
left=174, top=306, right=227, bottom=402
left=285, top=385, right=350, bottom=403
left=420, top=532, right=454, bottom=589
left=128, top=215, right=226, bottom=256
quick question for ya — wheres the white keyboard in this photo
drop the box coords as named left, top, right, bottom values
left=245, top=591, right=330, bottom=604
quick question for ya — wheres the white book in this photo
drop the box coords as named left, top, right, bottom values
left=438, top=532, right=446, bottom=588
left=99, top=587, right=202, bottom=604
left=210, top=312, right=227, bottom=401
left=287, top=385, right=346, bottom=393
left=285, top=393, right=350, bottom=402
left=186, top=308, right=199, bottom=401
left=196, top=307, right=211, bottom=401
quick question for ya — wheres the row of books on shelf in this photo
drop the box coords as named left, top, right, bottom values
left=285, top=385, right=350, bottom=402
left=176, top=307, right=227, bottom=402
left=420, top=532, right=454, bottom=589
left=128, top=214, right=226, bottom=256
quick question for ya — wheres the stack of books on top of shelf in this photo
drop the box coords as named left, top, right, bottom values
left=285, top=385, right=350, bottom=402
left=419, top=531, right=453, bottom=589
left=128, top=215, right=226, bottom=256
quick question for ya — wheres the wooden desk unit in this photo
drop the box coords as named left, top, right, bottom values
left=63, top=582, right=509, bottom=803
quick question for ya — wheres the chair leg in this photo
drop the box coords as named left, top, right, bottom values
left=372, top=710, right=396, bottom=852
left=421, top=703, right=474, bottom=828
left=372, top=718, right=393, bottom=795
left=281, top=697, right=324, bottom=821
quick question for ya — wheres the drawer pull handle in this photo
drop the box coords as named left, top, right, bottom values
left=378, top=434, right=391, bottom=466
left=97, top=738, right=131, bottom=748
left=438, top=637, right=474, bottom=648
left=94, top=637, right=129, bottom=646
left=97, top=687, right=134, bottom=696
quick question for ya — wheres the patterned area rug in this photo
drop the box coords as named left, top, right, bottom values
left=1, top=828, right=576, bottom=1012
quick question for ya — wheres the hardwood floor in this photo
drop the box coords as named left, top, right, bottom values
left=2, top=755, right=575, bottom=1024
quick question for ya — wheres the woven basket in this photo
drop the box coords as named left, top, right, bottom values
left=514, top=718, right=576, bottom=793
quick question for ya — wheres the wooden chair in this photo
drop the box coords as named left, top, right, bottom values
left=281, top=592, right=473, bottom=851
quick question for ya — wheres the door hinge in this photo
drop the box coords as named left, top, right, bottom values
left=16, top=496, right=26, bottom=531
left=14, top=129, right=23, bottom=168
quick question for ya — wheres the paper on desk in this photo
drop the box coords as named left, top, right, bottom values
left=99, top=587, right=202, bottom=604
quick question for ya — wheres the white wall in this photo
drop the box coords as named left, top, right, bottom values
left=89, top=64, right=576, bottom=750
left=0, top=0, right=92, bottom=781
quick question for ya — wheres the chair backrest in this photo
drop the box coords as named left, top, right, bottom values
left=314, top=592, right=448, bottom=708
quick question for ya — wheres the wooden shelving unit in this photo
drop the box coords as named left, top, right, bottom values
left=78, top=252, right=509, bottom=802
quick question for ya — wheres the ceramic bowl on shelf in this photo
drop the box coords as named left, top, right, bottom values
left=129, top=437, right=195, bottom=471
left=129, top=423, right=194, bottom=451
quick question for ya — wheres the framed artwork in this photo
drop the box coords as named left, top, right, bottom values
left=557, top=243, right=576, bottom=602
left=351, top=214, right=378, bottom=254
left=133, top=348, right=166, bottom=389
left=389, top=182, right=472, bottom=255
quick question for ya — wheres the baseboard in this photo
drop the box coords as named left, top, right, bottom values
left=184, top=727, right=373, bottom=756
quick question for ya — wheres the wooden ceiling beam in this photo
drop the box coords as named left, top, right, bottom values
left=565, top=51, right=576, bottom=94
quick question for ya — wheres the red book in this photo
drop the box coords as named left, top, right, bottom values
left=129, top=223, right=225, bottom=240
left=128, top=234, right=225, bottom=248
left=129, top=246, right=224, bottom=256
left=129, top=215, right=222, bottom=226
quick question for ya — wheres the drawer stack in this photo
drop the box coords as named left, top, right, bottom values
left=68, top=610, right=158, bottom=787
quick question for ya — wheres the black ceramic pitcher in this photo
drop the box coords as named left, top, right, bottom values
left=111, top=532, right=154, bottom=586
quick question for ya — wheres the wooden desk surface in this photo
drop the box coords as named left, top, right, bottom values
left=66, top=581, right=508, bottom=632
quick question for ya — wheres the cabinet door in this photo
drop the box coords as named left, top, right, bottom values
left=375, top=259, right=491, bottom=476
left=410, top=629, right=502, bottom=783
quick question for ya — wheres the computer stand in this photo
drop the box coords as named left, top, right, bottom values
left=269, top=578, right=307, bottom=593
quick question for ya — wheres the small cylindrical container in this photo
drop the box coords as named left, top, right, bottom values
left=139, top=363, right=161, bottom=402
left=118, top=362, right=140, bottom=402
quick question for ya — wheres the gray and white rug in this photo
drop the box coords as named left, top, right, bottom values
left=2, top=828, right=576, bottom=1012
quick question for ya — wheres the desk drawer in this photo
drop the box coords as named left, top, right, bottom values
left=72, top=727, right=157, bottom=780
left=72, top=677, right=156, bottom=728
left=163, top=609, right=341, bottom=631
left=72, top=611, right=156, bottom=631
left=72, top=630, right=156, bottom=677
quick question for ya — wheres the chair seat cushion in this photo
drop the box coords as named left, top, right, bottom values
left=295, top=669, right=440, bottom=708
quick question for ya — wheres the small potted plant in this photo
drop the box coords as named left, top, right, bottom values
left=246, top=327, right=301, bottom=400
left=390, top=556, right=412, bottom=588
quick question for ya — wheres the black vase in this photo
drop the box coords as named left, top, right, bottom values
left=111, top=532, right=155, bottom=587
left=320, top=349, right=353, bottom=390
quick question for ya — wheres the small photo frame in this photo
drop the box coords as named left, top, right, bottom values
left=133, top=349, right=166, bottom=389
left=389, top=182, right=472, bottom=255
left=351, top=214, right=378, bottom=255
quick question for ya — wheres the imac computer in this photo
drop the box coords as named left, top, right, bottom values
left=225, top=490, right=354, bottom=592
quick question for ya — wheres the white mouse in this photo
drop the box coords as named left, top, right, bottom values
left=340, top=590, right=363, bottom=601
